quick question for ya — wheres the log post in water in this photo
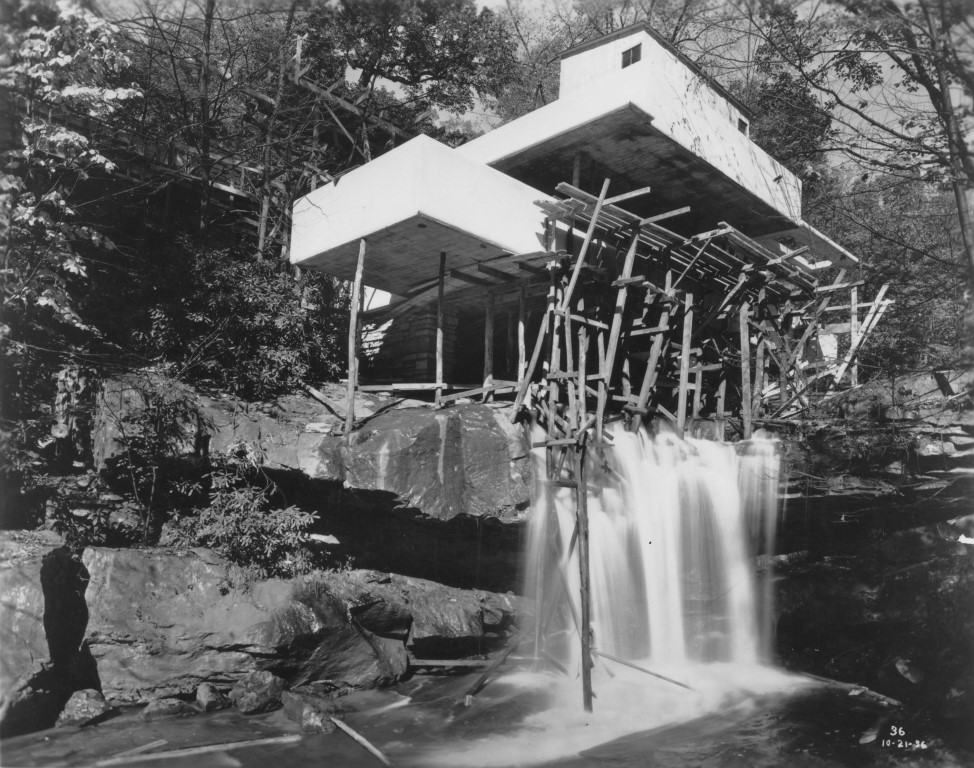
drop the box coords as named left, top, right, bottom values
left=575, top=445, right=594, bottom=712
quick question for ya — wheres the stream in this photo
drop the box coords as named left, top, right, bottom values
left=4, top=668, right=971, bottom=768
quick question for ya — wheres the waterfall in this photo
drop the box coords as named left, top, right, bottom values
left=525, top=423, right=781, bottom=678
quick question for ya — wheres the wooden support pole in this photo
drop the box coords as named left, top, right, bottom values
left=513, top=262, right=557, bottom=411
left=574, top=446, right=594, bottom=712
left=330, top=717, right=396, bottom=766
left=691, top=362, right=703, bottom=420
left=830, top=286, right=889, bottom=388
left=596, top=227, right=641, bottom=440
left=676, top=293, right=694, bottom=436
left=631, top=308, right=670, bottom=429
left=346, top=239, right=366, bottom=435
left=753, top=336, right=766, bottom=416
left=483, top=291, right=495, bottom=402
left=577, top=295, right=588, bottom=430
left=518, top=286, right=527, bottom=380
left=850, top=284, right=859, bottom=387
left=435, top=251, right=446, bottom=406
left=548, top=276, right=564, bottom=436
left=739, top=302, right=753, bottom=439
left=716, top=375, right=727, bottom=441
left=558, top=178, right=610, bottom=314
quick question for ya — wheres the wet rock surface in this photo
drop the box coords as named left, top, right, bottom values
left=229, top=671, right=285, bottom=714
left=75, top=545, right=522, bottom=706
left=141, top=697, right=197, bottom=720
left=772, top=520, right=974, bottom=748
left=195, top=683, right=230, bottom=712
left=281, top=689, right=343, bottom=732
left=91, top=374, right=530, bottom=522
left=55, top=688, right=113, bottom=727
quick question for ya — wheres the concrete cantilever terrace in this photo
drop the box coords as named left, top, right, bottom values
left=456, top=23, right=856, bottom=267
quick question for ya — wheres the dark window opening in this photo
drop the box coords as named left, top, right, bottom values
left=622, top=44, right=641, bottom=69
left=737, top=118, right=750, bottom=136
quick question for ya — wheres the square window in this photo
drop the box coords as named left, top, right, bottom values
left=622, top=44, right=641, bottom=69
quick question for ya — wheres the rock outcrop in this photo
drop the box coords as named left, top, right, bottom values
left=92, top=374, right=531, bottom=522
left=0, top=534, right=526, bottom=734
left=0, top=532, right=97, bottom=737
left=79, top=546, right=523, bottom=706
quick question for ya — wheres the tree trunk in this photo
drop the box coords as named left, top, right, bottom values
left=198, top=0, right=216, bottom=241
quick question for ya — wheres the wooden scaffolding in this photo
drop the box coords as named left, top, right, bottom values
left=339, top=177, right=889, bottom=708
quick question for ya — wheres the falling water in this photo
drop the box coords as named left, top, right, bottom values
left=525, top=423, right=781, bottom=678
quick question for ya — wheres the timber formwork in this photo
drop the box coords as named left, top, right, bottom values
left=413, top=178, right=888, bottom=711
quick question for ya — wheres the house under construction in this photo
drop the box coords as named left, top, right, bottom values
left=289, top=23, right=890, bottom=712
left=290, top=23, right=888, bottom=438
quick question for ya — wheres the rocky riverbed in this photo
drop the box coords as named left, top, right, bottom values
left=0, top=368, right=971, bottom=762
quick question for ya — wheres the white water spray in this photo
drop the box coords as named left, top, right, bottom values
left=525, top=424, right=782, bottom=679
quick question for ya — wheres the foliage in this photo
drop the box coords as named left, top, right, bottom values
left=173, top=445, right=319, bottom=579
left=304, top=0, right=517, bottom=115
left=106, top=375, right=200, bottom=543
left=494, top=0, right=745, bottom=122
left=1, top=0, right=141, bottom=422
left=133, top=237, right=348, bottom=400
left=808, top=175, right=966, bottom=378
left=745, top=0, right=974, bottom=282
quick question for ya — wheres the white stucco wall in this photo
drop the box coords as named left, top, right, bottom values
left=560, top=28, right=748, bottom=134
left=460, top=28, right=803, bottom=224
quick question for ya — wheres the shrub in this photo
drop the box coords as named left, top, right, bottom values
left=172, top=445, right=319, bottom=578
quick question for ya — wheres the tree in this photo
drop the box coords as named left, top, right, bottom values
left=741, top=0, right=974, bottom=288
left=811, top=174, right=967, bottom=378
left=1, top=0, right=141, bottom=419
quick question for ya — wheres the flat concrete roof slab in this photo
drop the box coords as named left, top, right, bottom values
left=291, top=135, right=550, bottom=295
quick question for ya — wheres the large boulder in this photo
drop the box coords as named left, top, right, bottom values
left=0, top=532, right=94, bottom=737
left=79, top=547, right=524, bottom=706
left=91, top=374, right=531, bottom=521
left=342, top=404, right=530, bottom=521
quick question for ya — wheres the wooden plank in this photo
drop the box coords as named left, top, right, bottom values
left=629, top=323, right=670, bottom=337
left=638, top=206, right=691, bottom=225
left=94, top=736, right=303, bottom=766
left=477, top=263, right=516, bottom=282
left=451, top=269, right=493, bottom=287
left=677, top=293, right=694, bottom=436
left=554, top=309, right=608, bottom=330
left=739, top=302, right=752, bottom=439
left=604, top=185, right=652, bottom=206
left=437, top=383, right=517, bottom=405
left=815, top=280, right=865, bottom=294
left=436, top=252, right=446, bottom=405
left=346, top=239, right=366, bottom=436
left=518, top=261, right=547, bottom=276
